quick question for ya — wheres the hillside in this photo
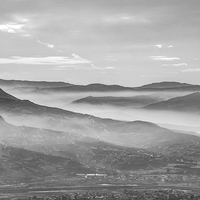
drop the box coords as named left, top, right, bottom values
left=72, top=95, right=162, bottom=107
left=0, top=143, right=93, bottom=183
left=37, top=83, right=134, bottom=93
left=0, top=89, right=200, bottom=165
left=137, top=81, right=193, bottom=89
left=0, top=88, right=18, bottom=100
left=0, top=79, right=72, bottom=89
left=0, top=79, right=200, bottom=93
left=144, top=92, right=200, bottom=113
left=0, top=116, right=169, bottom=174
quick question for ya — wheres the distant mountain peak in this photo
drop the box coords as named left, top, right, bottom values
left=139, top=81, right=193, bottom=89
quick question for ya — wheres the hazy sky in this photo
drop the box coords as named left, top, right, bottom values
left=0, top=0, right=199, bottom=86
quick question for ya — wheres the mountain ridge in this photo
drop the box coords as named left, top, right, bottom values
left=144, top=92, right=200, bottom=113
left=72, top=95, right=162, bottom=107
left=1, top=79, right=200, bottom=92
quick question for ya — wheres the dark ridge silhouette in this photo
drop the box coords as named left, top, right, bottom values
left=0, top=88, right=18, bottom=100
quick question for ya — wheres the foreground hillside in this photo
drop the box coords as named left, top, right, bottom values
left=0, top=116, right=171, bottom=182
left=0, top=143, right=93, bottom=183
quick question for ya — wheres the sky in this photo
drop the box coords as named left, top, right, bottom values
left=0, top=0, right=199, bottom=86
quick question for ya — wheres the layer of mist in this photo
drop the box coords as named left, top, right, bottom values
left=2, top=88, right=200, bottom=134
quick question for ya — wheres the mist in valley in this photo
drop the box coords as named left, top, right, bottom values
left=3, top=88, right=200, bottom=134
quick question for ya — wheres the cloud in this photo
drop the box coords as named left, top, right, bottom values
left=0, top=23, right=25, bottom=33
left=162, top=63, right=187, bottom=67
left=0, top=55, right=91, bottom=65
left=182, top=68, right=200, bottom=72
left=72, top=53, right=82, bottom=59
left=106, top=57, right=117, bottom=61
left=52, top=63, right=103, bottom=71
left=52, top=65, right=77, bottom=70
left=102, top=15, right=148, bottom=24
left=155, top=44, right=162, bottom=48
left=90, top=63, right=103, bottom=70
left=0, top=17, right=31, bottom=37
left=105, top=66, right=115, bottom=69
left=155, top=45, right=173, bottom=49
left=37, top=40, right=54, bottom=49
left=150, top=56, right=180, bottom=61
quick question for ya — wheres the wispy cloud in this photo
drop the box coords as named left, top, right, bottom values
left=106, top=56, right=117, bottom=61
left=37, top=40, right=54, bottom=49
left=0, top=55, right=91, bottom=65
left=150, top=56, right=180, bottom=61
left=102, top=15, right=148, bottom=24
left=0, top=17, right=32, bottom=37
left=105, top=66, right=115, bottom=69
left=155, top=45, right=173, bottom=49
left=53, top=63, right=104, bottom=71
left=0, top=23, right=25, bottom=33
left=155, top=44, right=162, bottom=48
left=182, top=68, right=200, bottom=72
left=162, top=63, right=187, bottom=67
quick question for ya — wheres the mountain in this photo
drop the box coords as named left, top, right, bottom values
left=0, top=79, right=72, bottom=90
left=137, top=81, right=193, bottom=89
left=144, top=92, right=200, bottom=113
left=34, top=81, right=200, bottom=93
left=0, top=116, right=169, bottom=176
left=0, top=143, right=93, bottom=183
left=72, top=95, right=162, bottom=107
left=0, top=88, right=18, bottom=100
left=37, top=81, right=200, bottom=93
left=1, top=115, right=200, bottom=179
left=37, top=83, right=134, bottom=93
left=0, top=79, right=200, bottom=93
left=135, top=81, right=200, bottom=91
left=1, top=88, right=200, bottom=164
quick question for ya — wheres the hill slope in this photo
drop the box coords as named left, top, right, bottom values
left=137, top=81, right=193, bottom=89
left=0, top=89, right=200, bottom=164
left=0, top=116, right=170, bottom=172
left=0, top=88, right=18, bottom=100
left=72, top=95, right=162, bottom=107
left=0, top=79, right=72, bottom=89
left=1, top=79, right=200, bottom=92
left=144, top=92, right=200, bottom=113
left=0, top=143, right=93, bottom=184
